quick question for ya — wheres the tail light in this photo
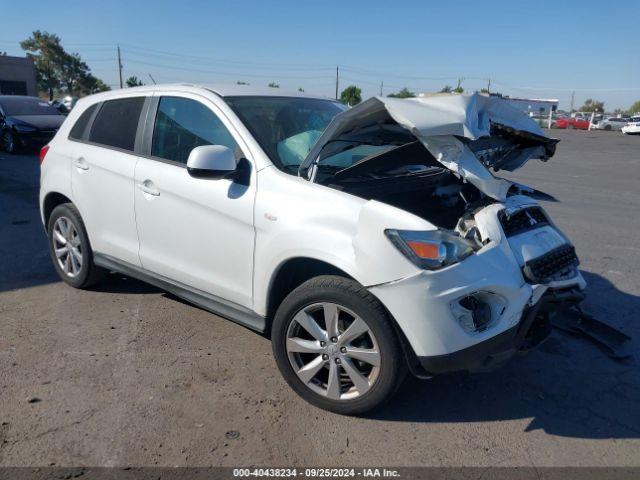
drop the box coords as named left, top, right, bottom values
left=39, top=145, right=50, bottom=164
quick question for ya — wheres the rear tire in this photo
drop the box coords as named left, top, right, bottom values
left=272, top=275, right=406, bottom=415
left=2, top=131, right=17, bottom=154
left=47, top=203, right=106, bottom=289
left=604, top=125, right=612, bottom=131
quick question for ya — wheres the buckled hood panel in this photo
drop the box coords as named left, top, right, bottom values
left=300, top=94, right=558, bottom=201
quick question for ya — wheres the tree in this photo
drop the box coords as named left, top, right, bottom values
left=298, top=87, right=304, bottom=92
left=439, top=85, right=453, bottom=93
left=268, top=82, right=279, bottom=88
left=628, top=101, right=640, bottom=115
left=78, top=75, right=110, bottom=95
left=126, top=76, right=144, bottom=87
left=20, top=30, right=109, bottom=99
left=579, top=98, right=605, bottom=113
left=340, top=85, right=362, bottom=106
left=236, top=81, right=249, bottom=85
left=480, top=88, right=490, bottom=94
left=20, top=31, right=66, bottom=100
left=387, top=87, right=415, bottom=98
left=453, top=86, right=464, bottom=94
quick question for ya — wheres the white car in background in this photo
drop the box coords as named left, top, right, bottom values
left=39, top=85, right=585, bottom=414
left=621, top=117, right=640, bottom=135
left=593, top=116, right=630, bottom=131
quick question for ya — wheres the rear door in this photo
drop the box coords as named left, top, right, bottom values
left=134, top=93, right=256, bottom=309
left=70, top=96, right=147, bottom=266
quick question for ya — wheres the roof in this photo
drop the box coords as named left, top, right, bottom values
left=88, top=82, right=332, bottom=100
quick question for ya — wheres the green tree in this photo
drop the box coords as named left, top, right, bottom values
left=126, top=76, right=144, bottom=87
left=628, top=100, right=640, bottom=115
left=387, top=87, right=415, bottom=98
left=439, top=85, right=453, bottom=93
left=453, top=86, right=464, bottom=94
left=78, top=75, right=110, bottom=95
left=298, top=87, right=304, bottom=92
left=20, top=30, right=109, bottom=99
left=340, top=85, right=362, bottom=106
left=236, top=81, right=249, bottom=85
left=20, top=31, right=66, bottom=100
left=579, top=98, right=605, bottom=113
left=268, top=82, right=280, bottom=88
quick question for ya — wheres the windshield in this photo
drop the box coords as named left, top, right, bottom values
left=225, top=96, right=346, bottom=173
left=0, top=97, right=61, bottom=116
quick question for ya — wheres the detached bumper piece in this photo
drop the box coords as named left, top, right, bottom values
left=417, top=296, right=551, bottom=375
left=552, top=307, right=633, bottom=361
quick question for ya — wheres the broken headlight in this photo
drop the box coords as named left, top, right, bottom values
left=385, top=229, right=475, bottom=270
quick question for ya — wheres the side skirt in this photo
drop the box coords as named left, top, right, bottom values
left=94, top=253, right=267, bottom=334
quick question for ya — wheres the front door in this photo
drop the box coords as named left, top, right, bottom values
left=134, top=94, right=256, bottom=309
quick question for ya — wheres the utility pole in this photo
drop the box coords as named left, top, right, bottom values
left=379, top=81, right=383, bottom=96
left=487, top=78, right=491, bottom=94
left=117, top=45, right=123, bottom=89
left=570, top=91, right=575, bottom=114
left=456, top=77, right=465, bottom=91
left=335, top=66, right=339, bottom=100
left=148, top=73, right=157, bottom=85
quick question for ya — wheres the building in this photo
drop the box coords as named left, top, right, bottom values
left=0, top=55, right=37, bottom=96
left=489, top=93, right=559, bottom=115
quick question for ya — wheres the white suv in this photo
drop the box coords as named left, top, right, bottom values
left=39, top=85, right=586, bottom=414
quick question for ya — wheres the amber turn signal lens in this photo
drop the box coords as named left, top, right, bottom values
left=406, top=240, right=441, bottom=259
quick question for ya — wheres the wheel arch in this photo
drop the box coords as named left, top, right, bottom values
left=42, top=192, right=73, bottom=229
left=265, top=257, right=355, bottom=322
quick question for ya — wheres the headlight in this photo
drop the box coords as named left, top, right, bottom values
left=14, top=124, right=36, bottom=132
left=385, top=229, right=475, bottom=270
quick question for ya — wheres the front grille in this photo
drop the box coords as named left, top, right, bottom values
left=499, top=206, right=548, bottom=237
left=523, top=244, right=579, bottom=283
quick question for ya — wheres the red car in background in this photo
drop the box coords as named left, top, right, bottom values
left=552, top=117, right=591, bottom=130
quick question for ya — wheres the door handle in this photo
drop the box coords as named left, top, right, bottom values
left=137, top=179, right=160, bottom=196
left=73, top=157, right=89, bottom=171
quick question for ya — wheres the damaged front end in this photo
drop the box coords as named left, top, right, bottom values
left=301, top=94, right=598, bottom=374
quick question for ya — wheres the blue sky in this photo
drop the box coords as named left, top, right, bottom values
left=2, top=0, right=638, bottom=110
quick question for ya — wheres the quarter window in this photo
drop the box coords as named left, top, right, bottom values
left=89, top=97, right=145, bottom=152
left=69, top=103, right=98, bottom=140
left=151, top=96, right=239, bottom=164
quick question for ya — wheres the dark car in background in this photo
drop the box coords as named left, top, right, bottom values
left=0, top=96, right=66, bottom=154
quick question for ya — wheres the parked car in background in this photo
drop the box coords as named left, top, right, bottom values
left=39, top=86, right=585, bottom=414
left=552, top=116, right=590, bottom=130
left=621, top=117, right=640, bottom=135
left=0, top=96, right=66, bottom=153
left=592, top=117, right=629, bottom=131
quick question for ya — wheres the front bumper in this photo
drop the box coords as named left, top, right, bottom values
left=368, top=197, right=586, bottom=372
left=416, top=288, right=584, bottom=374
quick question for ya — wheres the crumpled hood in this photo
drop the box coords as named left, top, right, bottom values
left=300, top=93, right=558, bottom=201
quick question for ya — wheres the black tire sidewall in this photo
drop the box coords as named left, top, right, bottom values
left=2, top=130, right=16, bottom=154
left=47, top=204, right=96, bottom=288
left=272, top=276, right=404, bottom=415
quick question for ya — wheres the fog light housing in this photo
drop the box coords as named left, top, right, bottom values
left=450, top=292, right=507, bottom=333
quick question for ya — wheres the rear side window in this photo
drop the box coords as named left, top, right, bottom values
left=69, top=103, right=98, bottom=140
left=89, top=97, right=145, bottom=151
left=151, top=96, right=239, bottom=164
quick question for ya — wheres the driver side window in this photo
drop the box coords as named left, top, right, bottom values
left=151, top=96, right=240, bottom=164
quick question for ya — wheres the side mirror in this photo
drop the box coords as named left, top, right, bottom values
left=186, top=145, right=237, bottom=179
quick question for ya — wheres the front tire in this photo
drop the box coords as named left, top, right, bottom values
left=47, top=203, right=106, bottom=289
left=272, top=276, right=405, bottom=415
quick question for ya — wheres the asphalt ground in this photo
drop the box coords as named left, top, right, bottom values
left=0, top=129, right=638, bottom=467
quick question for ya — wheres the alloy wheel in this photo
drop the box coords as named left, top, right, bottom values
left=285, top=302, right=381, bottom=400
left=52, top=216, right=83, bottom=277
